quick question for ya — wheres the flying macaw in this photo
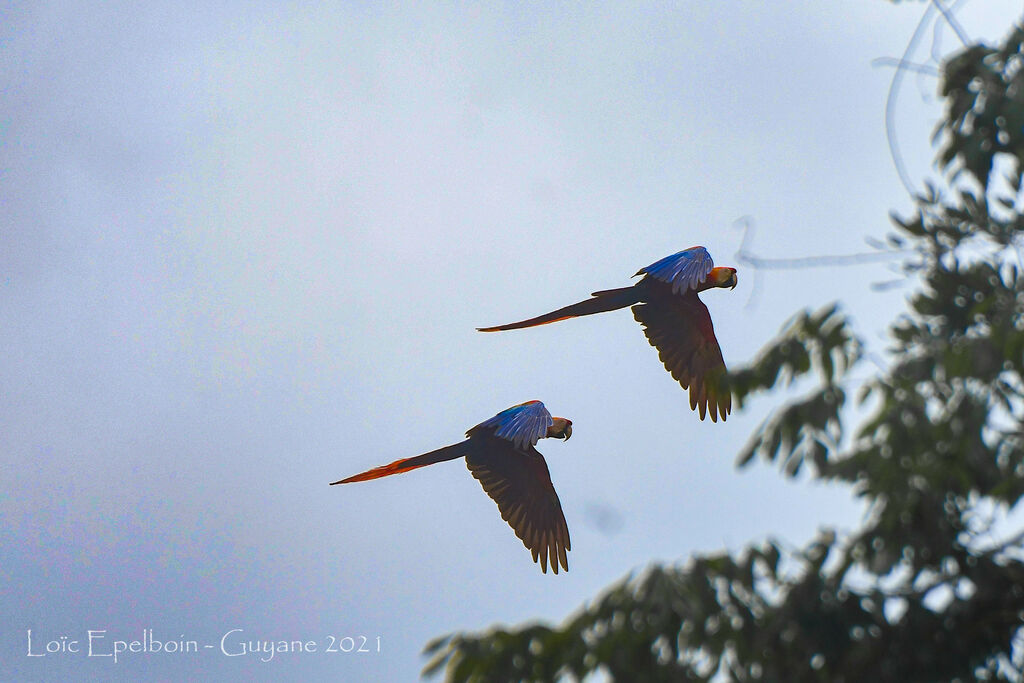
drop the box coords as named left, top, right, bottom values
left=479, top=246, right=737, bottom=422
left=330, top=400, right=573, bottom=574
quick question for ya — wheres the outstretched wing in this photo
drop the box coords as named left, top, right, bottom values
left=636, top=246, right=714, bottom=295
left=470, top=400, right=552, bottom=450
left=632, top=281, right=731, bottom=422
left=465, top=436, right=570, bottom=574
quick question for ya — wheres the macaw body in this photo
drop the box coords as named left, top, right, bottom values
left=479, top=246, right=737, bottom=422
left=331, top=400, right=573, bottom=574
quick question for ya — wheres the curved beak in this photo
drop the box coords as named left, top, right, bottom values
left=563, top=422, right=572, bottom=440
left=730, top=272, right=738, bottom=290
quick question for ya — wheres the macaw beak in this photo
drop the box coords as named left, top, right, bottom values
left=730, top=271, right=738, bottom=290
left=548, top=418, right=573, bottom=440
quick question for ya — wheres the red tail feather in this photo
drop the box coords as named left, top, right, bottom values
left=330, top=442, right=468, bottom=485
left=478, top=286, right=641, bottom=332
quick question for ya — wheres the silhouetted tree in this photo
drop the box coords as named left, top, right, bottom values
left=424, top=18, right=1024, bottom=683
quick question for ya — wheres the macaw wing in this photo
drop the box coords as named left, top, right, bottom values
left=470, top=400, right=552, bottom=450
left=632, top=287, right=731, bottom=422
left=465, top=437, right=570, bottom=574
left=635, top=246, right=714, bottom=295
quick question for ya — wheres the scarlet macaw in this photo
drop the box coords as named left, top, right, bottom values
left=330, top=400, right=573, bottom=574
left=479, top=246, right=737, bottom=422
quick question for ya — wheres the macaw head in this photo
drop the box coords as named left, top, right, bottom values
left=547, top=417, right=573, bottom=441
left=707, top=266, right=738, bottom=290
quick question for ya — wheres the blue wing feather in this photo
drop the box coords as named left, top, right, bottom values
left=636, top=246, right=713, bottom=294
left=472, top=400, right=553, bottom=449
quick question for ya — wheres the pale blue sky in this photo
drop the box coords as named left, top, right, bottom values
left=2, top=2, right=1021, bottom=680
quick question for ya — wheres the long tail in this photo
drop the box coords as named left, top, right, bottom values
left=330, top=442, right=468, bottom=485
left=477, top=286, right=641, bottom=332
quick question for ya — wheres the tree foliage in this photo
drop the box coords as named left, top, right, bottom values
left=424, top=20, right=1024, bottom=683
